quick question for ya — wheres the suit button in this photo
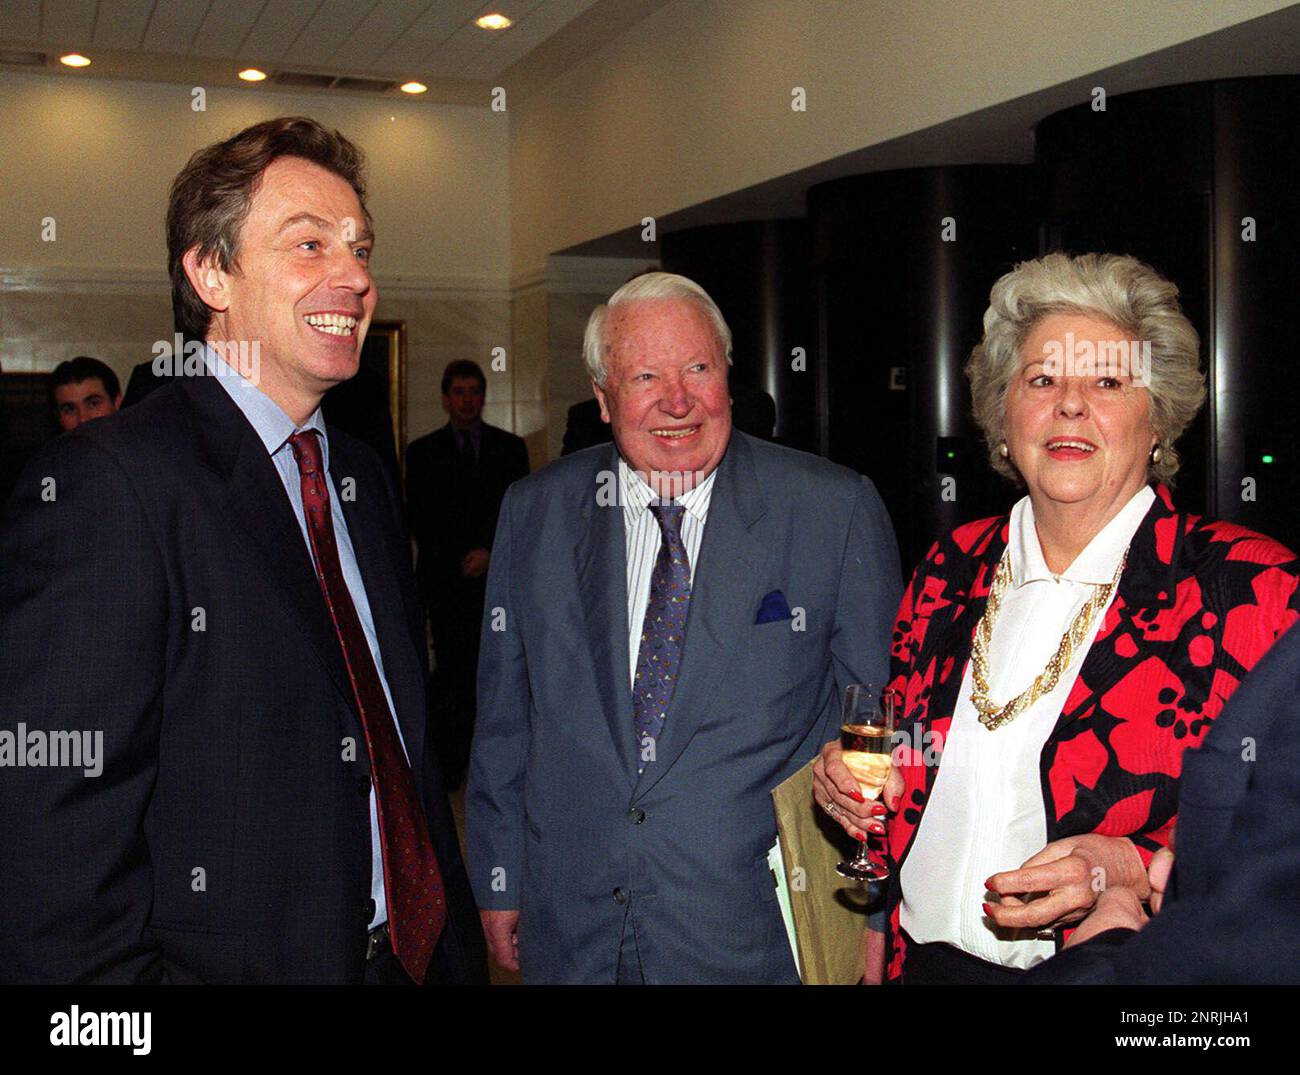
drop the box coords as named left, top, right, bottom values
left=613, top=888, right=628, bottom=905
left=628, top=807, right=646, bottom=824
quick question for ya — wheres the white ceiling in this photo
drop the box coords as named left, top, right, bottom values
left=0, top=0, right=600, bottom=81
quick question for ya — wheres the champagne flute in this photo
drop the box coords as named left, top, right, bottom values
left=835, top=683, right=896, bottom=882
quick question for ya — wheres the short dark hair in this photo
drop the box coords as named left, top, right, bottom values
left=442, top=360, right=487, bottom=396
left=48, top=356, right=120, bottom=406
left=166, top=116, right=370, bottom=342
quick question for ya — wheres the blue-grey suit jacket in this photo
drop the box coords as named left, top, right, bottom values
left=466, top=431, right=901, bottom=983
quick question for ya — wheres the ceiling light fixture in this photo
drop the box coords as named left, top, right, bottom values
left=400, top=81, right=428, bottom=94
left=59, top=53, right=91, bottom=68
left=475, top=14, right=513, bottom=30
left=238, top=68, right=267, bottom=82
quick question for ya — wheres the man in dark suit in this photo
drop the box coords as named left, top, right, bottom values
left=0, top=116, right=484, bottom=984
left=406, top=360, right=529, bottom=790
left=1026, top=621, right=1300, bottom=984
left=467, top=272, right=901, bottom=983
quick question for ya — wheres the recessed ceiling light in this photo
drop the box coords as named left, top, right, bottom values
left=238, top=68, right=267, bottom=82
left=59, top=53, right=91, bottom=68
left=475, top=14, right=512, bottom=30
left=400, top=81, right=427, bottom=94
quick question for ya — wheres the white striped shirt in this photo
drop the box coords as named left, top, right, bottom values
left=618, top=457, right=717, bottom=689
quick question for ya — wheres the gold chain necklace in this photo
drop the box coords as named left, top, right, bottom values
left=970, top=548, right=1127, bottom=731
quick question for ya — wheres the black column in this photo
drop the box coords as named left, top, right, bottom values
left=1036, top=76, right=1300, bottom=548
left=1210, top=79, right=1300, bottom=547
left=659, top=221, right=816, bottom=451
left=808, top=167, right=1035, bottom=571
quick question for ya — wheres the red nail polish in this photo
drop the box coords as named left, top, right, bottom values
left=849, top=790, right=866, bottom=804
left=871, top=804, right=886, bottom=815
left=982, top=902, right=992, bottom=916
left=854, top=830, right=868, bottom=842
left=983, top=877, right=997, bottom=891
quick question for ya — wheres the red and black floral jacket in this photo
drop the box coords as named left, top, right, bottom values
left=882, top=484, right=1299, bottom=982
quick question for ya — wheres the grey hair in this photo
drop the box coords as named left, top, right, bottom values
left=582, top=271, right=733, bottom=386
left=966, top=252, right=1205, bottom=485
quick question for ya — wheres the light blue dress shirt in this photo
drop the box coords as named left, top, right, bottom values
left=205, top=346, right=406, bottom=931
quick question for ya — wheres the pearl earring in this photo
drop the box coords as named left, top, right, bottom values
left=1151, top=445, right=1163, bottom=464
left=998, top=441, right=1009, bottom=459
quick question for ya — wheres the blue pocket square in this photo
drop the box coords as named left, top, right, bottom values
left=755, top=589, right=793, bottom=624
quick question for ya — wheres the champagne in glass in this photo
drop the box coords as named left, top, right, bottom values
left=836, top=684, right=896, bottom=882
left=839, top=723, right=893, bottom=801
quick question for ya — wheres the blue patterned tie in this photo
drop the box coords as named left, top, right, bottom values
left=633, top=502, right=692, bottom=771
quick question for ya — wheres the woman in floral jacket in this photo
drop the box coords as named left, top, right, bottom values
left=814, top=253, right=1299, bottom=984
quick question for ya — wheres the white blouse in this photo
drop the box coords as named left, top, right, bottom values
left=899, top=485, right=1155, bottom=969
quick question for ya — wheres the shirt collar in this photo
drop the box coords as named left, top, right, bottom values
left=1009, top=484, right=1156, bottom=587
left=617, top=455, right=716, bottom=525
left=204, top=344, right=329, bottom=467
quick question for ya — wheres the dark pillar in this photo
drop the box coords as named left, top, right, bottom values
left=1210, top=79, right=1300, bottom=548
left=1036, top=76, right=1300, bottom=548
left=808, top=167, right=1036, bottom=570
left=660, top=221, right=816, bottom=451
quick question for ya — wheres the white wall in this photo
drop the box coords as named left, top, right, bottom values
left=0, top=70, right=509, bottom=283
left=508, top=0, right=1295, bottom=276
left=0, top=71, right=512, bottom=447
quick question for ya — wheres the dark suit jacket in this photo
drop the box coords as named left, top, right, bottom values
left=405, top=422, right=529, bottom=615
left=561, top=399, right=612, bottom=456
left=1028, top=620, right=1300, bottom=984
left=466, top=432, right=902, bottom=983
left=0, top=372, right=485, bottom=984
left=124, top=357, right=401, bottom=485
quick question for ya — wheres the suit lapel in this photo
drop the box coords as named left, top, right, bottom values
left=633, top=434, right=767, bottom=799
left=332, top=433, right=426, bottom=768
left=179, top=374, right=358, bottom=721
left=575, top=445, right=638, bottom=784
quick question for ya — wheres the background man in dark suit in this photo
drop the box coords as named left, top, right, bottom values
left=1027, top=621, right=1300, bottom=984
left=0, top=116, right=484, bottom=984
left=406, top=360, right=529, bottom=790
left=467, top=272, right=901, bottom=983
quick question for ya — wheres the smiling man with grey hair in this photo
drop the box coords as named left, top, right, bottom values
left=467, top=271, right=901, bottom=983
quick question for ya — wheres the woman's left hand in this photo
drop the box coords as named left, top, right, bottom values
left=983, top=833, right=1150, bottom=932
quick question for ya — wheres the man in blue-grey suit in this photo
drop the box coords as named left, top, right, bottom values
left=466, top=272, right=901, bottom=983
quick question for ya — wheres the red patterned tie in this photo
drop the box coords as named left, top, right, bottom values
left=288, top=430, right=445, bottom=982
